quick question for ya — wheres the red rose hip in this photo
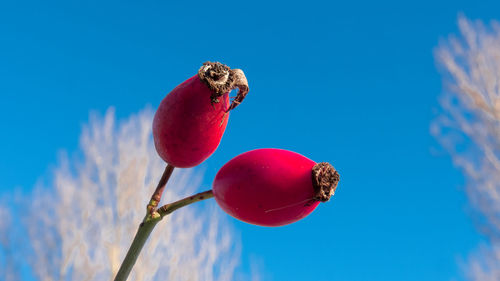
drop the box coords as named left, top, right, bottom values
left=213, top=149, right=340, bottom=227
left=153, top=62, right=249, bottom=168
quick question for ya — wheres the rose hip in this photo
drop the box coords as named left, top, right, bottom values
left=153, top=62, right=249, bottom=168
left=212, top=148, right=340, bottom=227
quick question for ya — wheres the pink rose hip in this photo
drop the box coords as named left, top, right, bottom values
left=153, top=62, right=249, bottom=168
left=213, top=148, right=340, bottom=227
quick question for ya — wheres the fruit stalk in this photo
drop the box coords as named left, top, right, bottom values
left=114, top=190, right=214, bottom=281
left=157, top=190, right=214, bottom=218
left=147, top=164, right=175, bottom=216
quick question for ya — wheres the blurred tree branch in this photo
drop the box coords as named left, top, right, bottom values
left=0, top=107, right=240, bottom=281
left=434, top=15, right=500, bottom=280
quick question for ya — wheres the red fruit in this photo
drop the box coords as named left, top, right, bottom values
left=213, top=149, right=340, bottom=227
left=153, top=62, right=249, bottom=168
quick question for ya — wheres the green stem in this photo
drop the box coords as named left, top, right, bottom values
left=113, top=189, right=214, bottom=281
left=114, top=216, right=159, bottom=281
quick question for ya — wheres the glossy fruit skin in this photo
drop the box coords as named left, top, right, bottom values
left=213, top=148, right=320, bottom=227
left=153, top=75, right=229, bottom=168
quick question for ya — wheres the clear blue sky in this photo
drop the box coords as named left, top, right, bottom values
left=1, top=1, right=498, bottom=280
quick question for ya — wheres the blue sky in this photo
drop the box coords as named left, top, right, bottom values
left=1, top=1, right=499, bottom=280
